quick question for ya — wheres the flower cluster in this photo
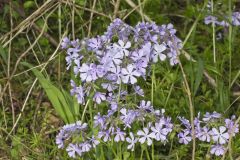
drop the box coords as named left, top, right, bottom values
left=204, top=12, right=240, bottom=27
left=58, top=19, right=181, bottom=158
left=55, top=121, right=100, bottom=158
left=57, top=19, right=240, bottom=158
left=56, top=100, right=173, bottom=157
left=204, top=2, right=240, bottom=27
left=178, top=112, right=239, bottom=156
left=62, top=19, right=182, bottom=107
left=94, top=100, right=173, bottom=150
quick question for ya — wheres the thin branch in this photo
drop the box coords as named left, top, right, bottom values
left=88, top=0, right=97, bottom=37
left=113, top=0, right=121, bottom=19
left=61, top=0, right=111, bottom=19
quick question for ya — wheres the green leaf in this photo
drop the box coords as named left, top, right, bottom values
left=24, top=1, right=35, bottom=9
left=123, top=152, right=130, bottom=160
left=193, top=59, right=204, bottom=96
left=22, top=62, right=77, bottom=123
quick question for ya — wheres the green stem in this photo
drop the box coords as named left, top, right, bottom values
left=140, top=147, right=144, bottom=160
left=151, top=65, right=155, bottom=103
left=228, top=0, right=232, bottom=89
left=152, top=143, right=155, bottom=160
left=146, top=148, right=151, bottom=160
left=211, top=0, right=216, bottom=64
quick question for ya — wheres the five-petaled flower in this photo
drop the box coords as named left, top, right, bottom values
left=137, top=127, right=156, bottom=146
left=121, top=64, right=141, bottom=84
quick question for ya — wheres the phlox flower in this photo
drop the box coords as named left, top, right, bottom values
left=121, top=64, right=141, bottom=84
left=150, top=122, right=168, bottom=142
left=152, top=43, right=167, bottom=62
left=198, top=126, right=211, bottom=142
left=66, top=143, right=82, bottom=158
left=114, top=128, right=126, bottom=142
left=211, top=126, right=229, bottom=144
left=178, top=130, right=192, bottom=144
left=126, top=132, right=138, bottom=151
left=113, top=40, right=131, bottom=56
left=93, top=92, right=106, bottom=104
left=210, top=145, right=226, bottom=156
left=137, top=127, right=156, bottom=146
left=79, top=63, right=98, bottom=82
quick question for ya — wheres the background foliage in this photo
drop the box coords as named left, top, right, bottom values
left=0, top=0, right=240, bottom=159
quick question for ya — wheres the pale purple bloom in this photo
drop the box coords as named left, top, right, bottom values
left=134, top=59, right=148, bottom=76
left=169, top=57, right=179, bottom=66
left=120, top=108, right=137, bottom=128
left=96, top=65, right=107, bottom=78
left=178, top=116, right=191, bottom=129
left=106, top=92, right=117, bottom=102
left=61, top=37, right=70, bottom=49
left=151, top=122, right=168, bottom=142
left=204, top=16, right=218, bottom=25
left=105, top=18, right=132, bottom=40
left=198, top=126, right=211, bottom=142
left=94, top=112, right=106, bottom=129
left=79, top=63, right=98, bottom=82
left=159, top=23, right=176, bottom=35
left=138, top=100, right=154, bottom=113
left=66, top=143, right=82, bottom=158
left=164, top=117, right=174, bottom=133
left=75, top=121, right=88, bottom=130
left=178, top=130, right=192, bottom=144
left=203, top=111, right=221, bottom=122
left=152, top=43, right=167, bottom=62
left=89, top=136, right=100, bottom=148
left=101, top=83, right=118, bottom=92
left=93, top=92, right=106, bottom=104
left=126, top=132, right=138, bottom=151
left=70, top=81, right=85, bottom=104
left=66, top=48, right=81, bottom=70
left=131, top=43, right=151, bottom=62
left=113, top=40, right=131, bottom=56
left=114, top=128, right=126, bottom=142
left=81, top=142, right=92, bottom=152
left=109, top=66, right=122, bottom=84
left=104, top=48, right=123, bottom=66
left=62, top=121, right=87, bottom=132
left=71, top=39, right=80, bottom=48
left=232, top=12, right=240, bottom=26
left=137, top=127, right=156, bottom=145
left=87, top=37, right=102, bottom=51
left=98, top=130, right=111, bottom=142
left=121, top=64, right=141, bottom=84
left=225, top=116, right=239, bottom=136
left=134, top=85, right=144, bottom=97
left=210, top=145, right=225, bottom=156
left=110, top=102, right=118, bottom=111
left=218, top=20, right=229, bottom=27
left=56, top=130, right=65, bottom=149
left=211, top=126, right=229, bottom=144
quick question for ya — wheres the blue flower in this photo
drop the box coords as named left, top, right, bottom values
left=210, top=145, right=225, bottom=156
left=61, top=37, right=70, bottom=49
left=178, top=130, right=192, bottom=145
left=79, top=63, right=98, bottom=82
left=70, top=80, right=85, bottom=104
left=121, top=64, right=141, bottom=84
left=152, top=43, right=167, bottom=62
left=114, top=128, right=126, bottom=142
left=93, top=92, right=106, bottom=104
left=126, top=132, right=138, bottom=151
left=66, top=143, right=82, bottom=158
left=137, top=127, right=156, bottom=146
